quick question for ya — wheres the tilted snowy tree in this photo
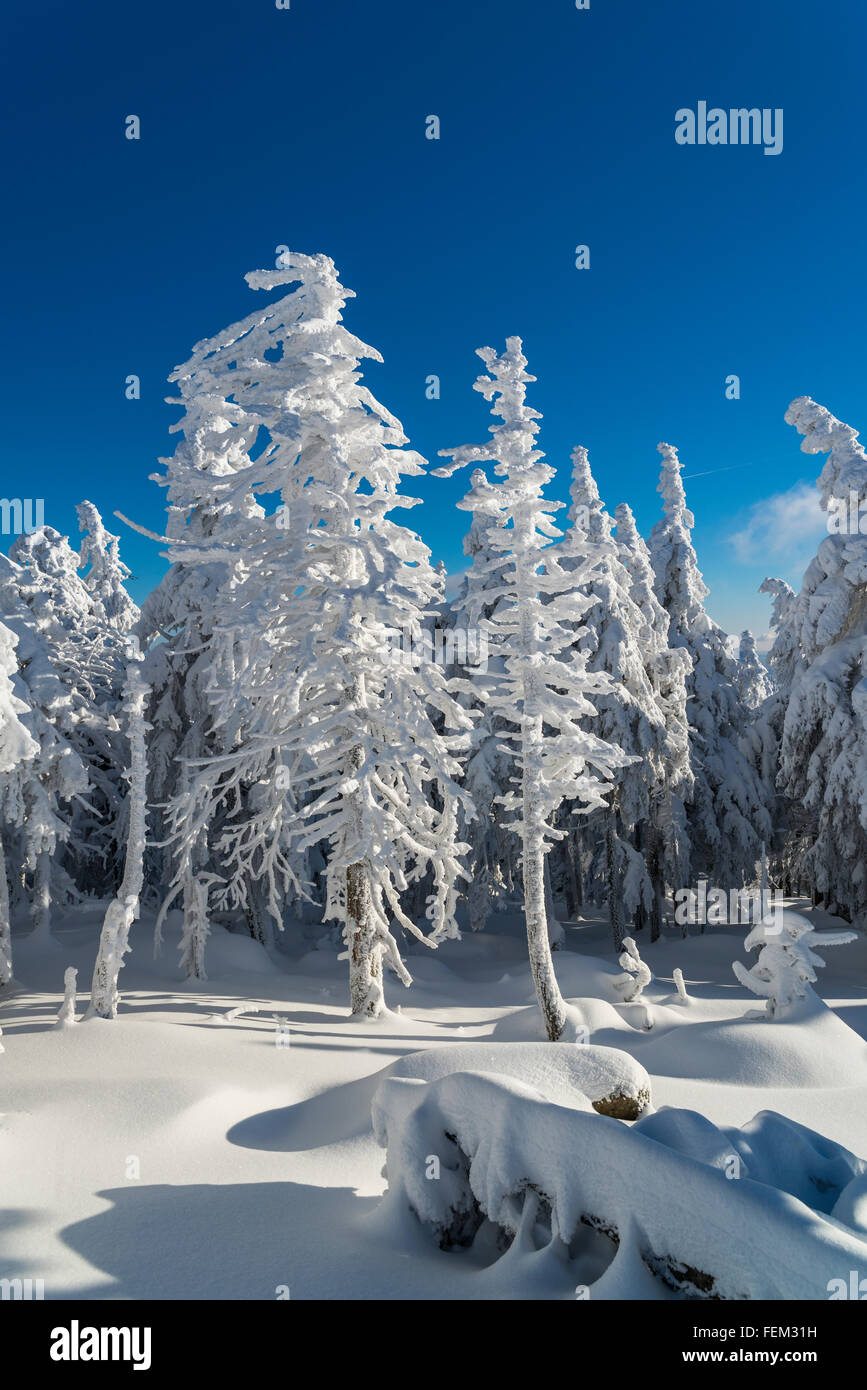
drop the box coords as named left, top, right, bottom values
left=733, top=910, right=856, bottom=1019
left=615, top=501, right=692, bottom=934
left=77, top=501, right=139, bottom=633
left=436, top=338, right=630, bottom=1039
left=87, top=651, right=150, bottom=1019
left=650, top=445, right=772, bottom=889
left=155, top=251, right=474, bottom=1012
left=771, top=399, right=867, bottom=921
left=0, top=620, right=39, bottom=985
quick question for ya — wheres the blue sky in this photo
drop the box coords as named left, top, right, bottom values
left=3, top=0, right=865, bottom=641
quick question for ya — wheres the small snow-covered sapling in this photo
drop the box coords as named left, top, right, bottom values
left=732, top=911, right=856, bottom=1020
left=613, top=936, right=652, bottom=1022
left=55, top=966, right=78, bottom=1028
left=673, top=967, right=689, bottom=1003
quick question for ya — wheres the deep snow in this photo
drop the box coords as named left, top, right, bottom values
left=2, top=899, right=867, bottom=1300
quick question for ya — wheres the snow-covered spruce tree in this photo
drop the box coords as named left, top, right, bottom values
left=156, top=251, right=474, bottom=1013
left=77, top=501, right=139, bottom=633
left=650, top=444, right=772, bottom=889
left=0, top=620, right=39, bottom=985
left=736, top=631, right=773, bottom=711
left=770, top=399, right=867, bottom=921
left=614, top=501, right=692, bottom=935
left=436, top=338, right=630, bottom=1039
left=564, top=447, right=686, bottom=950
left=0, top=525, right=131, bottom=903
left=87, top=651, right=150, bottom=1019
left=732, top=910, right=856, bottom=1019
left=449, top=471, right=515, bottom=931
left=0, top=550, right=89, bottom=934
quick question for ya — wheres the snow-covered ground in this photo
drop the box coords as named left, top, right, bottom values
left=2, top=900, right=867, bottom=1300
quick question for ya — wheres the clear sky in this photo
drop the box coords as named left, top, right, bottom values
left=4, top=0, right=865, bottom=642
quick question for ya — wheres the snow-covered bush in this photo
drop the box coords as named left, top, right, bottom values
left=732, top=909, right=856, bottom=1019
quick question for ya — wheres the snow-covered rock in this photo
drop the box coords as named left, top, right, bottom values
left=388, top=1041, right=652, bottom=1119
left=372, top=1067, right=867, bottom=1299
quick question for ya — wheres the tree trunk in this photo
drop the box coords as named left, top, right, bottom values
left=606, top=809, right=626, bottom=952
left=347, top=859, right=384, bottom=1017
left=568, top=829, right=584, bottom=912
left=88, top=659, right=149, bottom=1020
left=31, top=850, right=52, bottom=939
left=524, top=833, right=567, bottom=1040
left=632, top=820, right=647, bottom=935
left=647, top=820, right=664, bottom=943
left=544, top=854, right=564, bottom=949
left=0, top=835, right=12, bottom=987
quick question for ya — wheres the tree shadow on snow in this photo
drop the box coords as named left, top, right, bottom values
left=60, top=1182, right=375, bottom=1300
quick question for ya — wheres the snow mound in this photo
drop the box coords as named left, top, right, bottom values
left=388, top=1042, right=652, bottom=1118
left=635, top=1107, right=866, bottom=1211
left=492, top=996, right=626, bottom=1041
left=638, top=991, right=867, bottom=1087
left=372, top=1069, right=867, bottom=1299
left=832, top=1173, right=867, bottom=1235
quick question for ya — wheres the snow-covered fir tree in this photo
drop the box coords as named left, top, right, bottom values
left=650, top=444, right=772, bottom=889
left=88, top=649, right=150, bottom=1018
left=0, top=619, right=39, bottom=985
left=153, top=251, right=474, bottom=1012
left=614, top=501, right=692, bottom=935
left=0, top=547, right=89, bottom=934
left=77, top=501, right=140, bottom=633
left=736, top=631, right=774, bottom=711
left=437, top=338, right=630, bottom=1038
left=0, top=524, right=133, bottom=906
left=563, top=447, right=685, bottom=949
left=449, top=470, right=515, bottom=932
left=769, top=399, right=867, bottom=922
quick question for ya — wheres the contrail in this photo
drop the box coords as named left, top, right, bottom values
left=681, top=464, right=752, bottom=480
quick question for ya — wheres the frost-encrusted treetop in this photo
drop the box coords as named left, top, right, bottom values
left=651, top=442, right=709, bottom=635
left=781, top=397, right=867, bottom=658
left=568, top=445, right=606, bottom=540
left=785, top=396, right=867, bottom=510
left=77, top=502, right=139, bottom=633
left=737, top=630, right=774, bottom=711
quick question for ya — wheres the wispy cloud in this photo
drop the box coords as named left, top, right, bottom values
left=728, top=481, right=825, bottom=566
